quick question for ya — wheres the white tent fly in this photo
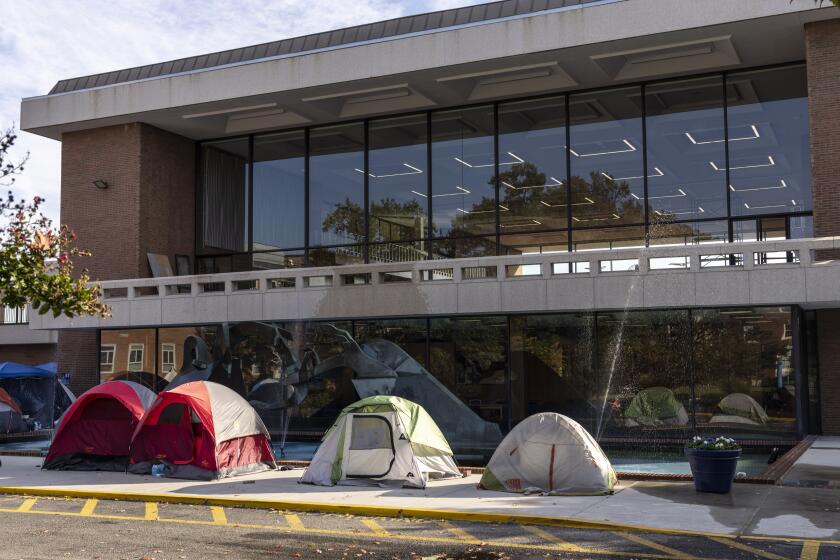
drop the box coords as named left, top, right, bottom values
left=300, top=396, right=462, bottom=488
left=480, top=412, right=617, bottom=496
left=710, top=393, right=769, bottom=425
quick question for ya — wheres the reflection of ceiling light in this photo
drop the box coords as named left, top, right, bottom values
left=457, top=205, right=509, bottom=214
left=540, top=197, right=594, bottom=208
left=744, top=202, right=787, bottom=209
left=710, top=155, right=775, bottom=171
left=729, top=179, right=786, bottom=192
left=719, top=310, right=753, bottom=315
left=355, top=163, right=422, bottom=178
left=502, top=176, right=563, bottom=190
left=602, top=167, right=664, bottom=181
left=791, top=199, right=797, bottom=206
left=654, top=207, right=704, bottom=216
left=570, top=139, right=636, bottom=158
left=632, top=188, right=686, bottom=200
left=572, top=214, right=621, bottom=223
left=685, top=124, right=760, bottom=145
left=411, top=185, right=470, bottom=198
left=500, top=219, right=542, bottom=228
left=454, top=152, right=523, bottom=168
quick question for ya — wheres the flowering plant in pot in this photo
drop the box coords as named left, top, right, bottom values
left=685, top=436, right=741, bottom=493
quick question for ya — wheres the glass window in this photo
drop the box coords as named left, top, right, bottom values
left=572, top=226, right=645, bottom=252
left=431, top=236, right=497, bottom=259
left=649, top=220, right=729, bottom=246
left=368, top=241, right=429, bottom=264
left=99, top=345, right=115, bottom=374
left=597, top=310, right=693, bottom=440
left=569, top=87, right=644, bottom=227
left=252, top=250, right=306, bottom=270
left=500, top=230, right=568, bottom=256
left=429, top=316, right=508, bottom=458
left=161, top=343, right=176, bottom=376
left=646, top=76, right=726, bottom=222
left=693, top=308, right=795, bottom=440
left=199, top=138, right=249, bottom=254
left=309, top=123, right=365, bottom=247
left=354, top=318, right=428, bottom=369
left=368, top=115, right=428, bottom=247
left=307, top=246, right=364, bottom=267
left=253, top=131, right=306, bottom=251
left=127, top=344, right=145, bottom=372
left=727, top=65, right=810, bottom=217
left=431, top=106, right=496, bottom=238
left=509, top=314, right=597, bottom=431
left=497, top=97, right=567, bottom=232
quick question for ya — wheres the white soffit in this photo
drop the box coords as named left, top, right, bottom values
left=590, top=36, right=740, bottom=81
left=436, top=61, right=577, bottom=101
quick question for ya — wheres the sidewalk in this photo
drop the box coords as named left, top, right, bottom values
left=1, top=455, right=838, bottom=541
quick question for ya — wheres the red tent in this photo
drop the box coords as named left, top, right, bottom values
left=128, top=381, right=276, bottom=480
left=43, top=381, right=156, bottom=470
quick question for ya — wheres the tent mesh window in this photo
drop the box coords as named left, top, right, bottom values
left=349, top=416, right=392, bottom=450
left=158, top=403, right=187, bottom=424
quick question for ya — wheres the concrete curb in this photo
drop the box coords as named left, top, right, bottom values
left=0, top=484, right=832, bottom=544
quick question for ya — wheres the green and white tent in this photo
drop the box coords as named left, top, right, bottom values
left=479, top=413, right=616, bottom=496
left=299, top=396, right=462, bottom=488
left=624, top=386, right=689, bottom=427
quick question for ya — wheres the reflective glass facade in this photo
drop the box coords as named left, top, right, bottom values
left=99, top=306, right=815, bottom=461
left=197, top=64, right=811, bottom=272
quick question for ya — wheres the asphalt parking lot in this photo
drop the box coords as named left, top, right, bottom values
left=0, top=494, right=837, bottom=559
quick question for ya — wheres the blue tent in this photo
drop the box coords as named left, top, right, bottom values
left=0, top=362, right=74, bottom=429
left=0, top=362, right=55, bottom=378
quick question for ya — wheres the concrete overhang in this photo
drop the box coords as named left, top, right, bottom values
left=20, top=0, right=840, bottom=141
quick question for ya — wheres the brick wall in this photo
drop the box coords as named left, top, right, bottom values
left=0, top=344, right=56, bottom=366
left=806, top=19, right=840, bottom=435
left=805, top=19, right=840, bottom=258
left=816, top=310, right=840, bottom=435
left=58, top=123, right=195, bottom=393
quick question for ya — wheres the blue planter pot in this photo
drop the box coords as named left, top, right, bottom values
left=685, top=447, right=741, bottom=493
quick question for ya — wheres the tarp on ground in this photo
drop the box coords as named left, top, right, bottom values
left=479, top=412, right=616, bottom=496
left=128, top=381, right=276, bottom=480
left=44, top=381, right=156, bottom=470
left=300, top=395, right=462, bottom=488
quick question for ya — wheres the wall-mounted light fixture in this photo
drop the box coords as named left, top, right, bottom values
left=92, top=179, right=109, bottom=190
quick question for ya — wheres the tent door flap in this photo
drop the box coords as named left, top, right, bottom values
left=344, top=414, right=396, bottom=479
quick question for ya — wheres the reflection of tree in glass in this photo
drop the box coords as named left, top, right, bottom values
left=320, top=197, right=427, bottom=242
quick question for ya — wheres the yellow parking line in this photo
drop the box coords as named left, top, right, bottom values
left=79, top=499, right=98, bottom=516
left=210, top=506, right=227, bottom=525
left=360, top=518, right=389, bottom=536
left=617, top=531, right=694, bottom=559
left=17, top=498, right=37, bottom=512
left=285, top=513, right=305, bottom=531
left=438, top=520, right=481, bottom=543
left=0, top=504, right=696, bottom=560
left=800, top=541, right=820, bottom=560
left=707, top=537, right=788, bottom=560
left=523, top=525, right=589, bottom=553
left=144, top=502, right=159, bottom=521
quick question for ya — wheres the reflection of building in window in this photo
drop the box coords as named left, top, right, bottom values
left=100, top=344, right=115, bottom=374
left=161, top=343, right=176, bottom=375
left=127, top=344, right=145, bottom=371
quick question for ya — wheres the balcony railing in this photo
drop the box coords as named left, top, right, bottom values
left=26, top=237, right=840, bottom=330
left=1, top=307, right=28, bottom=325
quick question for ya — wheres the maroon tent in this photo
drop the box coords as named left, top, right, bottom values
left=44, top=381, right=156, bottom=471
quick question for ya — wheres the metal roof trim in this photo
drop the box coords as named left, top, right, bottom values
left=34, top=0, right=621, bottom=100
